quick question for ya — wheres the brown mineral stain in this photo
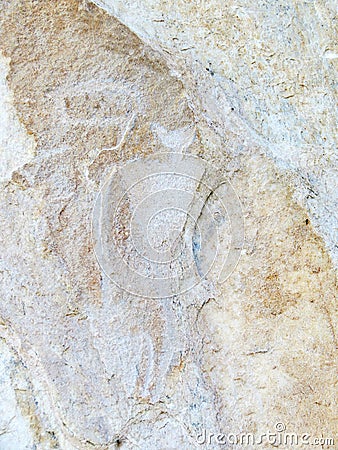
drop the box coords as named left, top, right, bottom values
left=233, top=154, right=337, bottom=321
left=0, top=0, right=193, bottom=167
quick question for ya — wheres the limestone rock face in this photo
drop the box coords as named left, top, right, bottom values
left=93, top=0, right=338, bottom=267
left=0, top=1, right=336, bottom=449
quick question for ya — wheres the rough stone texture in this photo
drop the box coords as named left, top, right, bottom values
left=0, top=1, right=336, bottom=449
left=93, top=0, right=338, bottom=267
left=0, top=53, right=35, bottom=183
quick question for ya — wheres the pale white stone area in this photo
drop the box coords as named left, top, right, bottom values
left=0, top=341, right=34, bottom=450
left=0, top=53, right=35, bottom=183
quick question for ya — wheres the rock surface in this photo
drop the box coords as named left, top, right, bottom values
left=0, top=1, right=336, bottom=449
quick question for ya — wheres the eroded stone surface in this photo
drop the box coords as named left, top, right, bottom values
left=0, top=1, right=336, bottom=449
left=0, top=53, right=35, bottom=182
left=93, top=0, right=338, bottom=267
